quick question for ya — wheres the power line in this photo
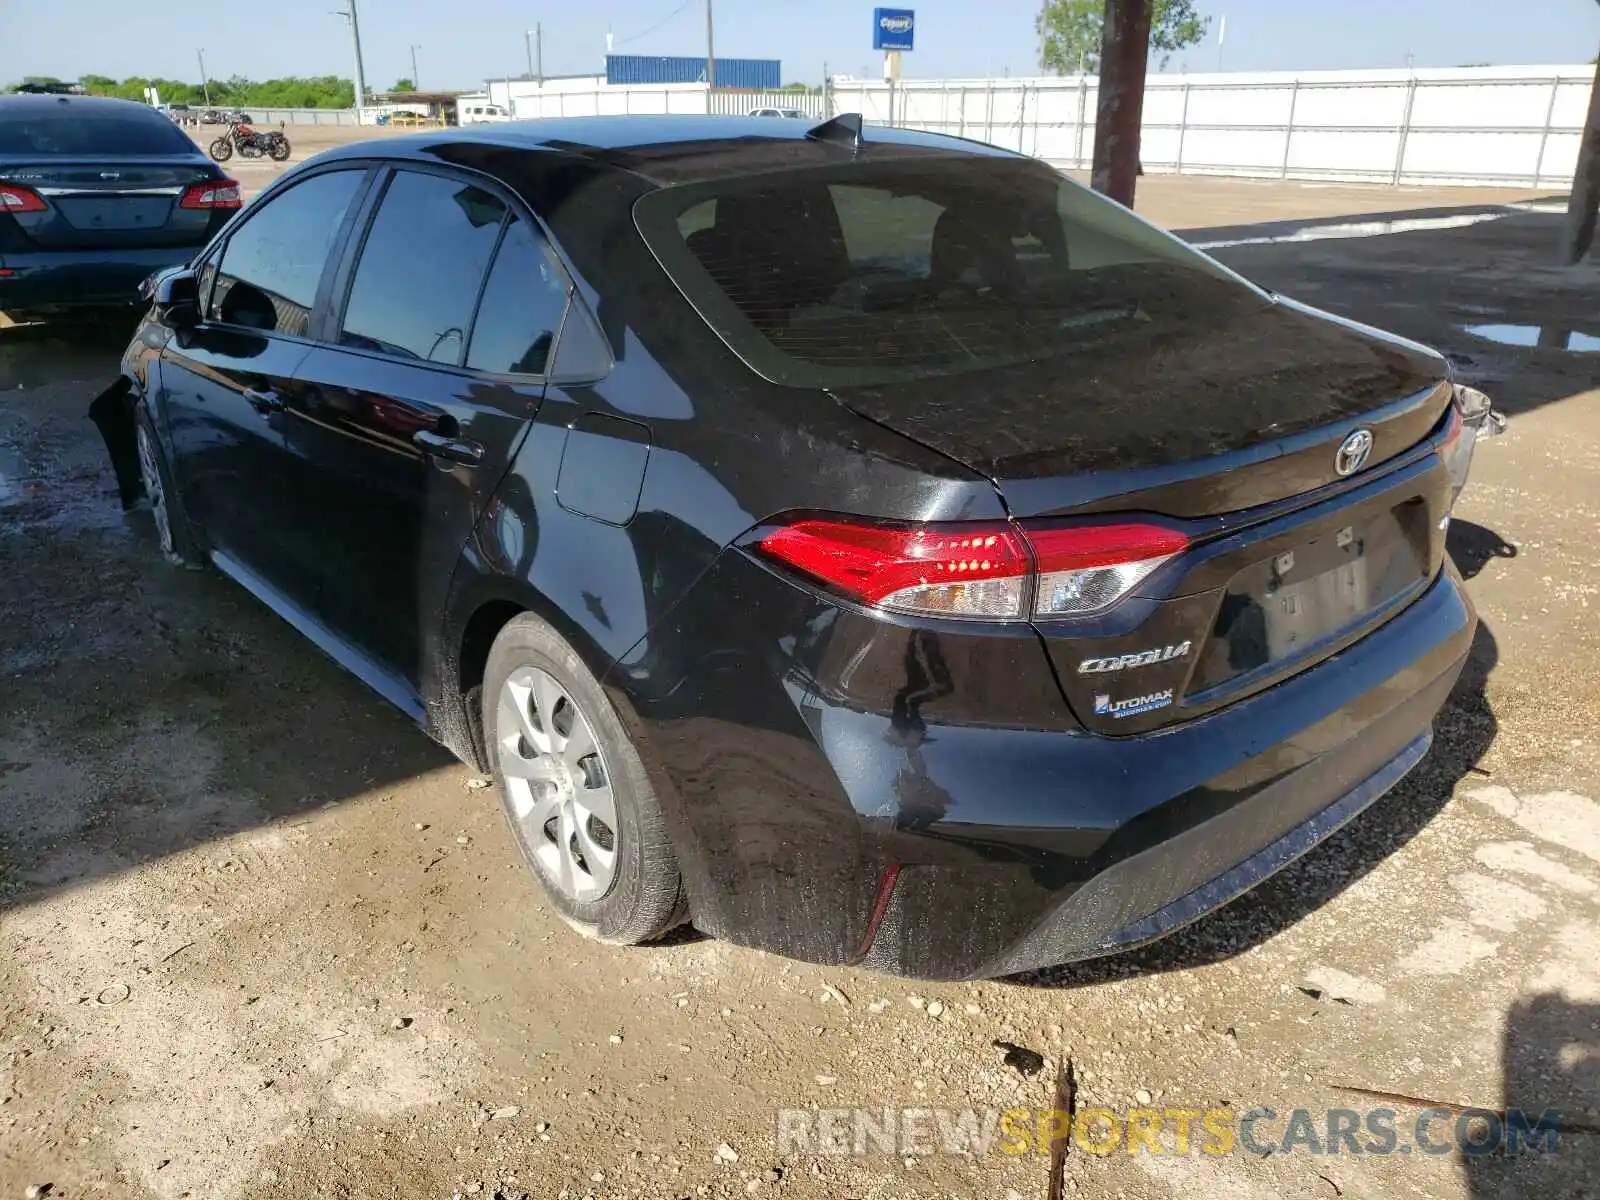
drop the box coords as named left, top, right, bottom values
left=614, top=0, right=695, bottom=49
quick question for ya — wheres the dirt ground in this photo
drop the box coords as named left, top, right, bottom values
left=2, top=176, right=1599, bottom=1200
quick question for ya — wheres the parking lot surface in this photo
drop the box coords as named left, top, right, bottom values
left=2, top=177, right=1598, bottom=1200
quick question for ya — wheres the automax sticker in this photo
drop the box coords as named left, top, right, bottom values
left=1093, top=689, right=1175, bottom=719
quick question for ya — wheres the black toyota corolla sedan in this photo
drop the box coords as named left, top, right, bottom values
left=95, top=114, right=1501, bottom=978
left=0, top=94, right=240, bottom=314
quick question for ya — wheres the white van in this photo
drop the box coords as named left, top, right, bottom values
left=459, top=102, right=513, bottom=125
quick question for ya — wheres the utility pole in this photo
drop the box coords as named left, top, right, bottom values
left=196, top=48, right=211, bottom=105
left=525, top=26, right=543, bottom=84
left=410, top=44, right=421, bottom=90
left=333, top=2, right=368, bottom=117
left=1091, top=0, right=1153, bottom=207
left=1559, top=48, right=1600, bottom=264
left=705, top=0, right=716, bottom=89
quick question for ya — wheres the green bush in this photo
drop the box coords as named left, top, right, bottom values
left=28, top=74, right=357, bottom=109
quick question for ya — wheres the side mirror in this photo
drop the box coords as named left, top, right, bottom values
left=143, top=266, right=200, bottom=329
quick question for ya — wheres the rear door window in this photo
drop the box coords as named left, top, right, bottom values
left=465, top=218, right=570, bottom=375
left=0, top=107, right=197, bottom=155
left=207, top=169, right=365, bottom=336
left=636, top=156, right=1260, bottom=387
left=339, top=170, right=506, bottom=364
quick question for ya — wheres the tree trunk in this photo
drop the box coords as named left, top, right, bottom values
left=1559, top=52, right=1600, bottom=265
left=1090, top=0, right=1153, bottom=207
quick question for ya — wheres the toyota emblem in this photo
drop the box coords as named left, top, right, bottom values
left=1335, top=428, right=1373, bottom=476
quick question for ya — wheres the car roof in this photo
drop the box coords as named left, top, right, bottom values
left=312, top=113, right=1022, bottom=186
left=0, top=93, right=168, bottom=119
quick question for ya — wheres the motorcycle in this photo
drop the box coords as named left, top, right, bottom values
left=208, top=122, right=291, bottom=164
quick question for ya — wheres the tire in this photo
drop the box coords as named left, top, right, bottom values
left=484, top=613, right=685, bottom=944
left=208, top=137, right=232, bottom=162
left=269, top=137, right=291, bottom=162
left=134, top=400, right=205, bottom=569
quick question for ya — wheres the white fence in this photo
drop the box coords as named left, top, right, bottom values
left=493, top=83, right=825, bottom=121
left=830, top=65, right=1594, bottom=188
left=246, top=64, right=1594, bottom=188
left=709, top=90, right=827, bottom=118
left=231, top=107, right=362, bottom=126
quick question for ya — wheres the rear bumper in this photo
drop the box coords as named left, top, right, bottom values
left=620, top=560, right=1476, bottom=979
left=0, top=245, right=199, bottom=309
left=960, top=726, right=1435, bottom=978
left=865, top=569, right=1473, bottom=978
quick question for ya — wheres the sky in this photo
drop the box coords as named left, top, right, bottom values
left=3, top=0, right=1597, bottom=90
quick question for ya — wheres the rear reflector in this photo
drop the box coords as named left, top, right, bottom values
left=179, top=180, right=243, bottom=210
left=0, top=183, right=47, bottom=214
left=756, top=518, right=1188, bottom=620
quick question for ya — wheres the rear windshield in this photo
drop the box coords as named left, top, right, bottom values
left=0, top=109, right=196, bottom=156
left=634, top=155, right=1268, bottom=387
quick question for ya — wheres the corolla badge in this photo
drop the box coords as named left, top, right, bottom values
left=1335, top=428, right=1374, bottom=476
left=1077, top=641, right=1191, bottom=674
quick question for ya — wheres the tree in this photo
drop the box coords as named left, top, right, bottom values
left=1037, top=0, right=1210, bottom=74
left=64, top=73, right=354, bottom=109
left=393, top=78, right=415, bottom=92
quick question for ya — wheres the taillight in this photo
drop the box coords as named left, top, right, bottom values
left=1442, top=384, right=1502, bottom=506
left=0, top=183, right=47, bottom=214
left=1027, top=523, right=1190, bottom=616
left=179, top=179, right=242, bottom=210
left=756, top=520, right=1033, bottom=619
left=756, top=518, right=1188, bottom=620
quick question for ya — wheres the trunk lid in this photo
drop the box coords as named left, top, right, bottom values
left=0, top=158, right=220, bottom=249
left=831, top=297, right=1456, bottom=735
left=827, top=294, right=1451, bottom=517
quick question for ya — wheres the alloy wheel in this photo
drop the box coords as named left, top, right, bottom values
left=135, top=424, right=174, bottom=556
left=497, top=665, right=619, bottom=900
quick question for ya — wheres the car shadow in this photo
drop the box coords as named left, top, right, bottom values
left=0, top=316, right=463, bottom=914
left=1017, top=520, right=1511, bottom=988
left=1464, top=993, right=1600, bottom=1197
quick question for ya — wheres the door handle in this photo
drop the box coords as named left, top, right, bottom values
left=244, top=387, right=284, bottom=414
left=413, top=429, right=484, bottom=466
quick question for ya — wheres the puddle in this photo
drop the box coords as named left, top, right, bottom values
left=1462, top=324, right=1600, bottom=353
left=1191, top=210, right=1508, bottom=251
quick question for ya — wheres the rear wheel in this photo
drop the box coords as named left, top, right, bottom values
left=134, top=401, right=204, bottom=569
left=207, top=137, right=232, bottom=162
left=483, top=614, right=685, bottom=944
left=268, top=137, right=291, bottom=161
